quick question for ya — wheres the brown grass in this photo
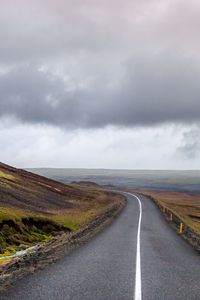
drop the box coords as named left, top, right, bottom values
left=131, top=189, right=200, bottom=233
left=0, top=162, right=123, bottom=255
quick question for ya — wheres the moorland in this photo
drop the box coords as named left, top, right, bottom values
left=0, top=162, right=123, bottom=259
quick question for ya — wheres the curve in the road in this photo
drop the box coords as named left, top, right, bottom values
left=1, top=192, right=200, bottom=300
left=125, top=192, right=142, bottom=300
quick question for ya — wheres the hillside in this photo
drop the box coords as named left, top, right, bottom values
left=0, top=162, right=124, bottom=257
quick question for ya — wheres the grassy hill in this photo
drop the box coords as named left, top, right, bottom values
left=0, top=162, right=123, bottom=257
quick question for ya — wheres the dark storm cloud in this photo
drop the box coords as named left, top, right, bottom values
left=1, top=0, right=200, bottom=128
left=0, top=66, right=84, bottom=127
left=1, top=53, right=200, bottom=129
left=1, top=0, right=200, bottom=169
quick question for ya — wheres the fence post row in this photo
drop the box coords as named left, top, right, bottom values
left=159, top=204, right=184, bottom=235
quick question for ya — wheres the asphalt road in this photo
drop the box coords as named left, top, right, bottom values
left=1, top=193, right=200, bottom=300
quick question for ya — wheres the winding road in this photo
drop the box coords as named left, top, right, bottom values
left=1, top=193, right=200, bottom=300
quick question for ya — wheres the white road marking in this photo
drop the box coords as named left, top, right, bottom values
left=125, top=192, right=142, bottom=300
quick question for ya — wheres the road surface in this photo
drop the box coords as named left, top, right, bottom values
left=1, top=193, right=200, bottom=300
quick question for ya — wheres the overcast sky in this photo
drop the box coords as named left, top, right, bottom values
left=0, top=0, right=200, bottom=169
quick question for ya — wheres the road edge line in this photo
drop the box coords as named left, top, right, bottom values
left=126, top=192, right=142, bottom=300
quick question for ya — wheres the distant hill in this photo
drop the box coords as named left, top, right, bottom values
left=28, top=168, right=200, bottom=192
left=71, top=181, right=100, bottom=187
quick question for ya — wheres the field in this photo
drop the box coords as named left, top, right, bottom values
left=0, top=162, right=123, bottom=258
left=131, top=189, right=200, bottom=234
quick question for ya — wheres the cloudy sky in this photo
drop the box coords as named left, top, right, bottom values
left=0, top=0, right=200, bottom=169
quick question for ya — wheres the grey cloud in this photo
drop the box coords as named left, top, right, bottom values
left=1, top=0, right=200, bottom=63
left=0, top=66, right=83, bottom=127
left=1, top=0, right=200, bottom=169
left=178, top=128, right=200, bottom=159
left=1, top=0, right=200, bottom=129
left=0, top=52, right=200, bottom=129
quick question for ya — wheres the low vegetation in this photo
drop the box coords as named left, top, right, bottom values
left=133, top=189, right=200, bottom=234
left=0, top=162, right=123, bottom=258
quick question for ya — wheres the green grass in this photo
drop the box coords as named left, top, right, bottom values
left=0, top=201, right=117, bottom=256
left=0, top=206, right=90, bottom=255
left=0, top=257, right=12, bottom=264
left=0, top=207, right=72, bottom=256
left=0, top=207, right=30, bottom=221
left=0, top=162, right=124, bottom=261
left=52, top=217, right=79, bottom=231
left=0, top=171, right=15, bottom=181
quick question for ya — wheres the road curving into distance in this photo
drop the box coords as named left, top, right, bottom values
left=1, top=193, right=200, bottom=300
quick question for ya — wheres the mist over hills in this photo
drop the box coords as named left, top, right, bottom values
left=27, top=169, right=200, bottom=193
